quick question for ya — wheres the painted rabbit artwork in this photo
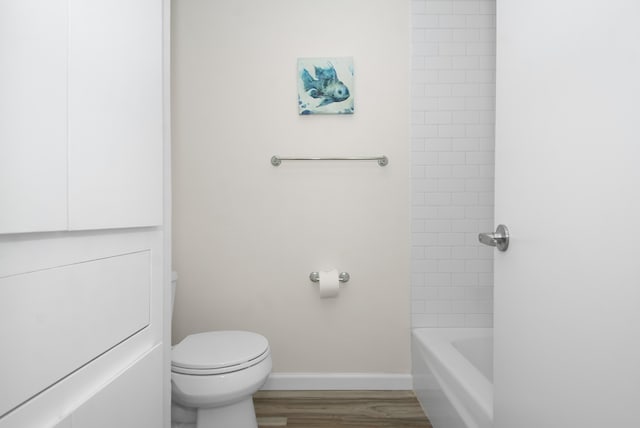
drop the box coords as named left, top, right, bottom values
left=298, top=57, right=354, bottom=115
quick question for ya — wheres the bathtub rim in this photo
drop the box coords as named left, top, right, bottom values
left=412, top=327, right=493, bottom=428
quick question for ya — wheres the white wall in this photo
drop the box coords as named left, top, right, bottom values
left=411, top=0, right=495, bottom=327
left=172, top=0, right=411, bottom=375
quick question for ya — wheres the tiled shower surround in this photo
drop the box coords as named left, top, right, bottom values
left=411, top=0, right=496, bottom=327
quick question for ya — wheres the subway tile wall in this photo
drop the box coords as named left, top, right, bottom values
left=411, top=0, right=496, bottom=327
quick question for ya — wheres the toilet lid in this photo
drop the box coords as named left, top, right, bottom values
left=171, top=331, right=269, bottom=372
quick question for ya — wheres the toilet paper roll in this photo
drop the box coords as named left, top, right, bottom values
left=319, top=269, right=340, bottom=298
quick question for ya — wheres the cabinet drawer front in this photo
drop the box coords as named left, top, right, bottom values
left=0, top=251, right=151, bottom=417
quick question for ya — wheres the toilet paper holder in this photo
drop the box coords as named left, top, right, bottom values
left=309, top=271, right=350, bottom=283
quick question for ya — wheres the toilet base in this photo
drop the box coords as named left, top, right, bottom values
left=196, top=397, right=258, bottom=428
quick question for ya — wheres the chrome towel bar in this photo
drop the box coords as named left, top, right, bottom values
left=271, top=155, right=388, bottom=167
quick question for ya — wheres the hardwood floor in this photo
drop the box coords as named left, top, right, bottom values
left=254, top=391, right=432, bottom=427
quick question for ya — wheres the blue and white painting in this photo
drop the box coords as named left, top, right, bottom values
left=298, top=57, right=354, bottom=115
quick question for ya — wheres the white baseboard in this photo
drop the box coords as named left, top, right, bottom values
left=261, top=373, right=413, bottom=391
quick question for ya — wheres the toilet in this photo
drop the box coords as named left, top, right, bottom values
left=171, top=273, right=272, bottom=428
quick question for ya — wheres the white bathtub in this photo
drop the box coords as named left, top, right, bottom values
left=412, top=328, right=493, bottom=428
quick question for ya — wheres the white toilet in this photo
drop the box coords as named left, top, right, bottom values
left=171, top=273, right=272, bottom=428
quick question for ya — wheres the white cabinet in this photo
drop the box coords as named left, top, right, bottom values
left=0, top=0, right=166, bottom=426
left=0, top=0, right=69, bottom=234
left=68, top=0, right=163, bottom=229
left=0, top=0, right=163, bottom=234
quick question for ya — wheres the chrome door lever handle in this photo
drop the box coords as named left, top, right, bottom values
left=479, top=232, right=499, bottom=246
left=478, top=224, right=509, bottom=251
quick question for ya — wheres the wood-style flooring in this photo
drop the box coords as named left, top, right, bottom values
left=254, top=390, right=432, bottom=428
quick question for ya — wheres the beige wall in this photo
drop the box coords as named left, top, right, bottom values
left=172, top=0, right=410, bottom=373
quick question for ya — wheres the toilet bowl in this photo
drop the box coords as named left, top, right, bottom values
left=171, top=274, right=272, bottom=428
left=171, top=331, right=272, bottom=428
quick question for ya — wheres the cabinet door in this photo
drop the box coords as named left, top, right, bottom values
left=0, top=0, right=68, bottom=234
left=68, top=0, right=163, bottom=230
left=0, top=251, right=151, bottom=417
left=72, top=346, right=163, bottom=428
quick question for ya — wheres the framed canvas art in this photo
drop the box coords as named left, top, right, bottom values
left=297, top=57, right=354, bottom=115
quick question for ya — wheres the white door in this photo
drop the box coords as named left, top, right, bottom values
left=493, top=1, right=640, bottom=427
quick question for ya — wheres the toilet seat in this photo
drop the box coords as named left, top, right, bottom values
left=172, top=330, right=270, bottom=376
